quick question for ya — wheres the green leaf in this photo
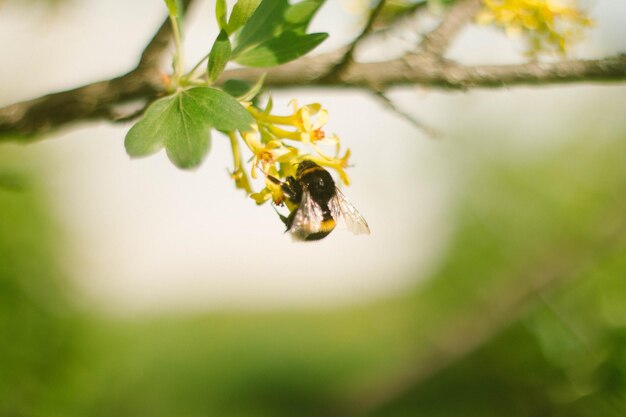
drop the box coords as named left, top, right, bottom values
left=164, top=0, right=179, bottom=17
left=232, top=0, right=289, bottom=56
left=221, top=79, right=254, bottom=98
left=283, top=0, right=325, bottom=34
left=125, top=87, right=253, bottom=169
left=232, top=0, right=326, bottom=60
left=264, top=94, right=274, bottom=114
left=227, top=0, right=262, bottom=34
left=234, top=32, right=328, bottom=67
left=208, top=30, right=232, bottom=84
left=237, top=73, right=266, bottom=102
left=165, top=111, right=211, bottom=169
left=221, top=74, right=266, bottom=105
left=216, top=0, right=228, bottom=31
left=125, top=94, right=210, bottom=169
left=125, top=96, right=173, bottom=158
left=183, top=87, right=254, bottom=132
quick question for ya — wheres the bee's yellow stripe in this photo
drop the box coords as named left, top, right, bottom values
left=299, top=166, right=324, bottom=178
left=319, top=218, right=336, bottom=233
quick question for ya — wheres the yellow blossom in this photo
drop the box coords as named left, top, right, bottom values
left=250, top=177, right=285, bottom=205
left=241, top=129, right=298, bottom=179
left=304, top=148, right=352, bottom=186
left=233, top=99, right=357, bottom=206
left=227, top=132, right=252, bottom=194
left=477, top=0, right=593, bottom=54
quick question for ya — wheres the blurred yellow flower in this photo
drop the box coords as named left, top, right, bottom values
left=477, top=0, right=593, bottom=54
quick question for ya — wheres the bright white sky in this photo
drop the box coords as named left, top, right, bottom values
left=1, top=0, right=625, bottom=314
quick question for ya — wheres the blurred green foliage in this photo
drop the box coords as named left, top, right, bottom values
left=1, top=128, right=625, bottom=416
left=0, top=167, right=79, bottom=416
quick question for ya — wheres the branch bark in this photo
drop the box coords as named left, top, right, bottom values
left=1, top=0, right=625, bottom=139
left=417, top=0, right=482, bottom=58
left=222, top=52, right=626, bottom=89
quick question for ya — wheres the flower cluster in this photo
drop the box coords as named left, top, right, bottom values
left=228, top=99, right=351, bottom=206
left=477, top=0, right=593, bottom=55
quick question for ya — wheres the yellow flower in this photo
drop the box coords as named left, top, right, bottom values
left=250, top=187, right=273, bottom=204
left=250, top=178, right=285, bottom=206
left=250, top=100, right=331, bottom=146
left=235, top=98, right=358, bottom=206
left=241, top=129, right=298, bottom=179
left=230, top=167, right=252, bottom=194
left=477, top=0, right=593, bottom=54
left=295, top=104, right=328, bottom=144
left=305, top=148, right=352, bottom=186
left=249, top=100, right=322, bottom=129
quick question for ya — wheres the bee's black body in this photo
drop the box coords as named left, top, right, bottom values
left=269, top=160, right=370, bottom=241
left=279, top=161, right=336, bottom=240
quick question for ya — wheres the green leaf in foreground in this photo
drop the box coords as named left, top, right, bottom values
left=234, top=32, right=328, bottom=67
left=125, top=87, right=254, bottom=169
left=208, top=30, right=232, bottom=84
left=184, top=87, right=254, bottom=132
left=237, top=73, right=266, bottom=102
left=233, top=0, right=289, bottom=56
left=164, top=0, right=180, bottom=17
left=227, top=0, right=262, bottom=34
left=283, top=0, right=325, bottom=34
left=216, top=0, right=228, bottom=31
left=220, top=74, right=266, bottom=105
left=232, top=0, right=325, bottom=58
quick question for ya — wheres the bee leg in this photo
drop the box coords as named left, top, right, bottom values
left=266, top=175, right=282, bottom=186
left=271, top=205, right=290, bottom=228
left=266, top=175, right=301, bottom=232
left=267, top=175, right=300, bottom=201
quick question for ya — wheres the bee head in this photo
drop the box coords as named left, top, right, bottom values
left=295, top=160, right=319, bottom=178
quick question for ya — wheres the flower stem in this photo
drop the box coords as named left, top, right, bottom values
left=169, top=14, right=185, bottom=80
left=186, top=52, right=210, bottom=80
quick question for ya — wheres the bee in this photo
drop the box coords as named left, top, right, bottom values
left=268, top=160, right=370, bottom=241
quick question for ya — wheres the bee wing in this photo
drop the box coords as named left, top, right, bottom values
left=289, top=190, right=325, bottom=241
left=329, top=187, right=370, bottom=235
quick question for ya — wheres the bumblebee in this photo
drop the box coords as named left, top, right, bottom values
left=268, top=160, right=370, bottom=241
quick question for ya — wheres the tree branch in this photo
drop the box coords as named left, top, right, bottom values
left=222, top=52, right=626, bottom=89
left=370, top=90, right=439, bottom=137
left=0, top=0, right=196, bottom=139
left=1, top=0, right=625, bottom=139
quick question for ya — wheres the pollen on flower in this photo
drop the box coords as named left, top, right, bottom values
left=259, top=150, right=273, bottom=165
left=311, top=129, right=325, bottom=142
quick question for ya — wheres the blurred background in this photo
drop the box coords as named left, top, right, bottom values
left=1, top=0, right=625, bottom=415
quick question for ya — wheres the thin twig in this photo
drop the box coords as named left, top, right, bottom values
left=369, top=0, right=429, bottom=34
left=137, top=0, right=193, bottom=71
left=371, top=90, right=439, bottom=138
left=417, top=0, right=483, bottom=59
left=321, top=0, right=387, bottom=81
